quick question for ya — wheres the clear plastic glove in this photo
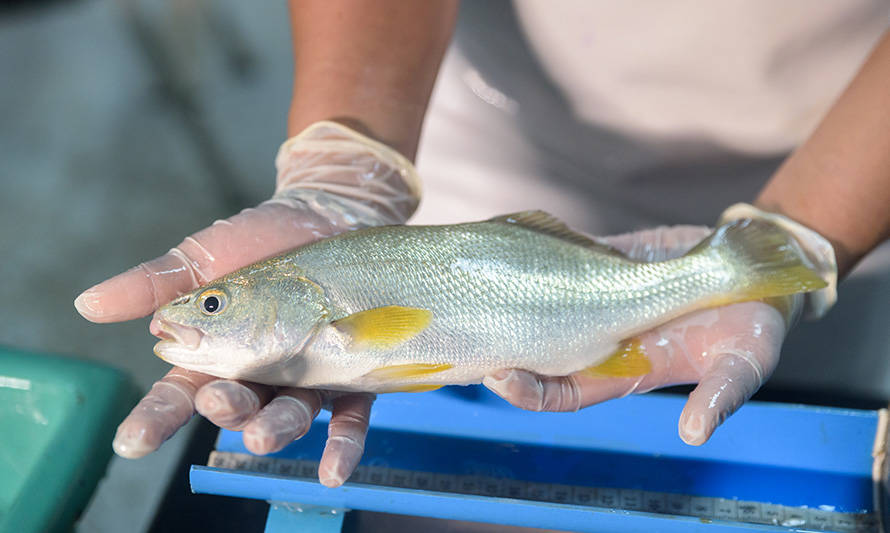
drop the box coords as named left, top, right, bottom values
left=483, top=225, right=799, bottom=446
left=75, top=121, right=420, bottom=487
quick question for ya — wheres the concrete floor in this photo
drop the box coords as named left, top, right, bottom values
left=2, top=1, right=888, bottom=531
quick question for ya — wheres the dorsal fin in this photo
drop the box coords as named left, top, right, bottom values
left=488, top=211, right=626, bottom=256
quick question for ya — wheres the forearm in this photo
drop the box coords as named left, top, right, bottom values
left=287, top=0, right=458, bottom=160
left=756, top=30, right=890, bottom=278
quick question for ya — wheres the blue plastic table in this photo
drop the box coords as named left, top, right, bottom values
left=191, top=387, right=880, bottom=532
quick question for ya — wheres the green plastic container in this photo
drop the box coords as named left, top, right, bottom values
left=0, top=347, right=138, bottom=533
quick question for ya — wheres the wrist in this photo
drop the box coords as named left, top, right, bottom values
left=288, top=102, right=425, bottom=161
left=271, top=121, right=422, bottom=227
left=287, top=0, right=457, bottom=160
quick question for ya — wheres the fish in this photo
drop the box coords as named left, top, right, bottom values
left=150, top=211, right=826, bottom=393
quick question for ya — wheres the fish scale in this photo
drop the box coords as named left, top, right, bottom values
left=289, top=222, right=763, bottom=386
left=150, top=212, right=826, bottom=390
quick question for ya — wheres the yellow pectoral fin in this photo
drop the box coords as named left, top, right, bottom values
left=581, top=339, right=652, bottom=378
left=333, top=305, right=433, bottom=351
left=364, top=363, right=453, bottom=380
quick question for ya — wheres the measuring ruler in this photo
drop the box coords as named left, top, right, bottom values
left=207, top=451, right=876, bottom=532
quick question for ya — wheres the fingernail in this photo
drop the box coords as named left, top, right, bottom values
left=482, top=370, right=516, bottom=397
left=319, top=460, right=345, bottom=488
left=243, top=429, right=274, bottom=455
left=680, top=414, right=708, bottom=446
left=488, top=369, right=512, bottom=382
left=482, top=369, right=514, bottom=394
left=196, top=382, right=258, bottom=428
left=112, top=427, right=153, bottom=459
left=318, top=433, right=363, bottom=488
left=202, top=396, right=218, bottom=413
left=482, top=376, right=500, bottom=393
left=319, top=475, right=343, bottom=488
left=74, top=288, right=104, bottom=320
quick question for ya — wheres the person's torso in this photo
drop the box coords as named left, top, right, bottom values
left=514, top=0, right=889, bottom=155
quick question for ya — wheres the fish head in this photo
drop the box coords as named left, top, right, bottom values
left=150, top=270, right=329, bottom=379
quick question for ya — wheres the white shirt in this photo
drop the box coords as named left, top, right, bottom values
left=514, top=0, right=889, bottom=155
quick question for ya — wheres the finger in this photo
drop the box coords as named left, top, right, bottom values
left=194, top=380, right=275, bottom=431
left=318, top=393, right=374, bottom=488
left=678, top=352, right=766, bottom=446
left=74, top=202, right=339, bottom=323
left=113, top=367, right=217, bottom=458
left=241, top=388, right=322, bottom=455
left=676, top=304, right=785, bottom=445
left=484, top=368, right=659, bottom=412
left=483, top=369, right=580, bottom=411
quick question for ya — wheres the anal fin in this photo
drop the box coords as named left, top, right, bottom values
left=365, top=363, right=452, bottom=393
left=363, top=363, right=453, bottom=380
left=381, top=384, right=444, bottom=393
left=581, top=339, right=652, bottom=378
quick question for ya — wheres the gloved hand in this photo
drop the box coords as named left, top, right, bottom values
left=75, top=121, right=421, bottom=487
left=483, top=225, right=800, bottom=445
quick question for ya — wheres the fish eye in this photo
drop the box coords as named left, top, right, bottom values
left=198, top=289, right=227, bottom=315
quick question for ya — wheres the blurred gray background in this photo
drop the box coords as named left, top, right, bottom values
left=1, top=1, right=888, bottom=532
left=0, top=0, right=291, bottom=530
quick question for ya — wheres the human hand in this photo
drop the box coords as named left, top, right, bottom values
left=74, top=122, right=420, bottom=486
left=483, top=225, right=799, bottom=446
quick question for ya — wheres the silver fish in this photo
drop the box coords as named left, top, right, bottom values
left=150, top=212, right=825, bottom=392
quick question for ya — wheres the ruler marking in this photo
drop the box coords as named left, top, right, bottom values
left=667, top=493, right=690, bottom=515
left=204, top=452, right=871, bottom=531
left=551, top=484, right=573, bottom=504
left=412, top=471, right=433, bottom=491
left=644, top=492, right=667, bottom=514
left=597, top=487, right=618, bottom=508
left=620, top=489, right=642, bottom=511
left=504, top=479, right=527, bottom=500
left=807, top=508, right=833, bottom=528
left=737, top=500, right=762, bottom=523
left=572, top=486, right=595, bottom=506
left=715, top=498, right=738, bottom=521
left=689, top=496, right=713, bottom=517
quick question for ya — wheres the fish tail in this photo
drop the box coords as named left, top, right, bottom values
left=686, top=219, right=827, bottom=305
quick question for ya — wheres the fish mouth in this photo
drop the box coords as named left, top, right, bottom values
left=150, top=316, right=205, bottom=351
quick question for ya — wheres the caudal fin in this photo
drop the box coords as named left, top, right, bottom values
left=686, top=219, right=827, bottom=304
